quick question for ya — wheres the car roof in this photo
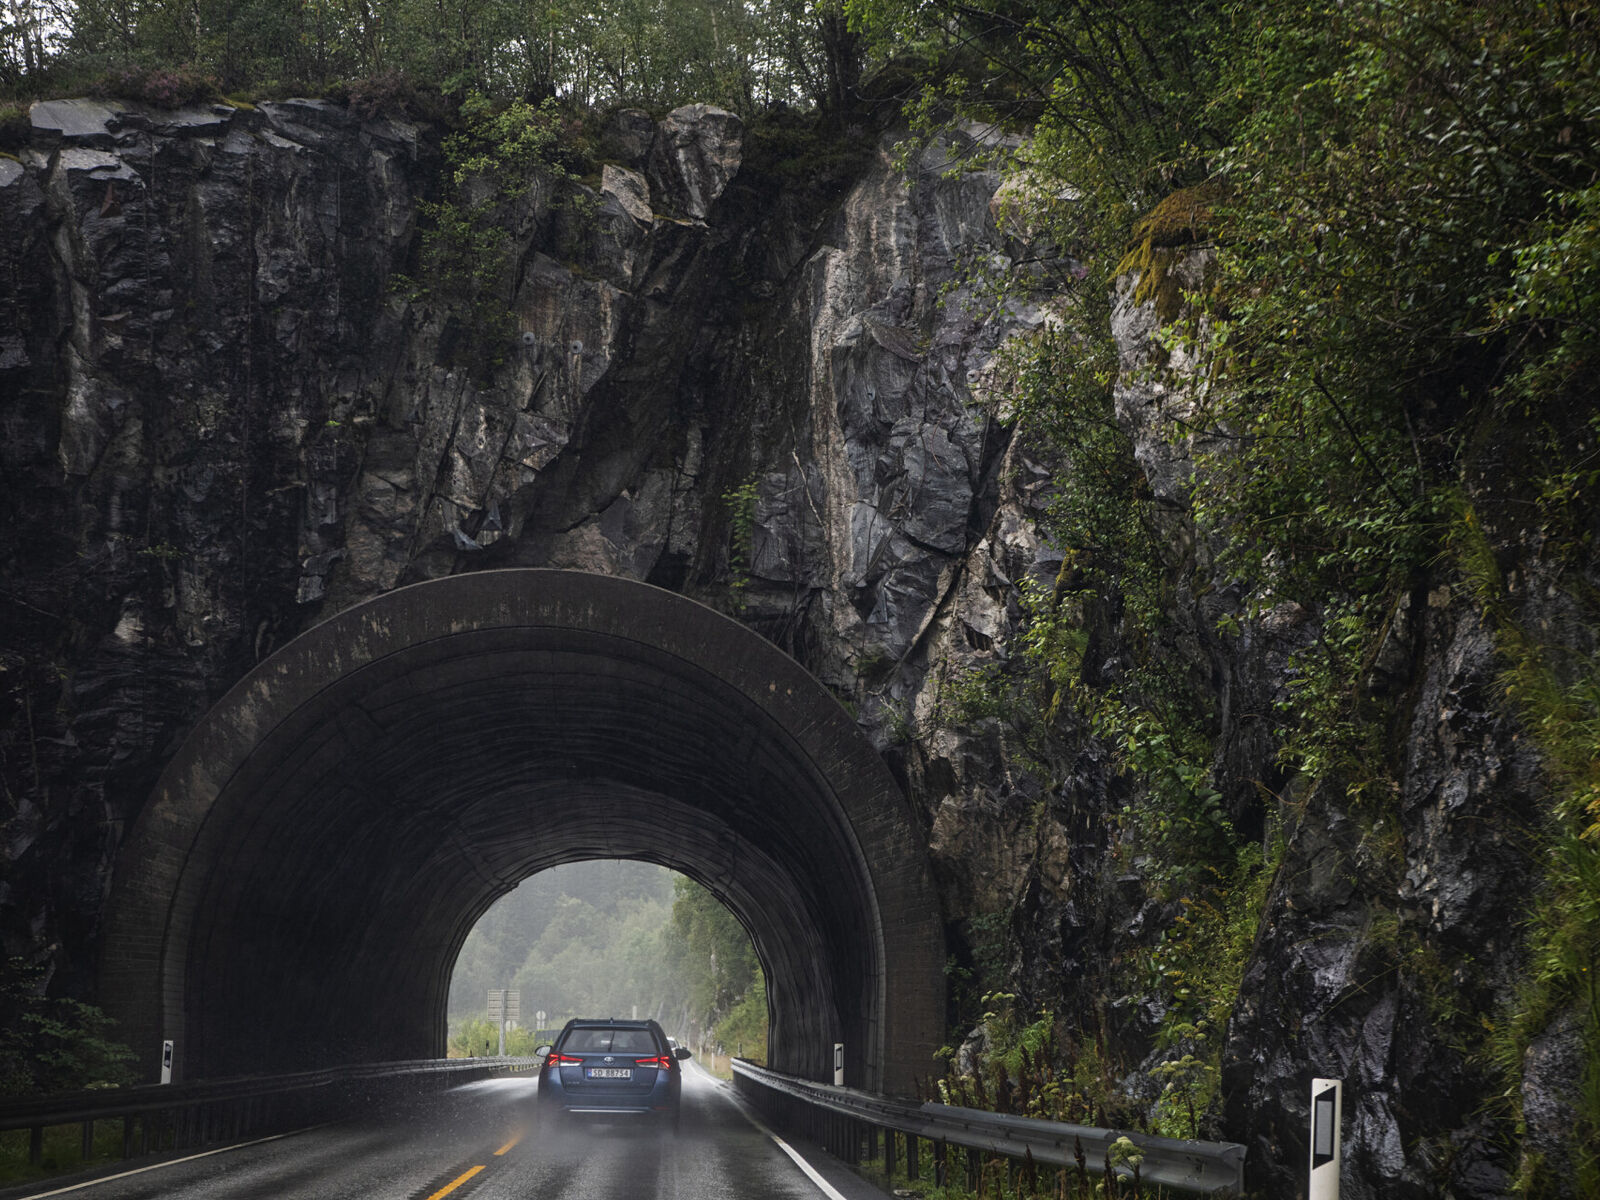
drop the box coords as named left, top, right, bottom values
left=564, top=1018, right=656, bottom=1027
left=556, top=1021, right=665, bottom=1053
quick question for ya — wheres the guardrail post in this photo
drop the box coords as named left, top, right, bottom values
left=28, top=1123, right=42, bottom=1166
left=885, top=1128, right=897, bottom=1178
left=906, top=1131, right=919, bottom=1180
left=934, top=1139, right=946, bottom=1187
left=81, top=1117, right=94, bottom=1162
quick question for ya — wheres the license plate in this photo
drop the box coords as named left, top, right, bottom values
left=586, top=1068, right=633, bottom=1079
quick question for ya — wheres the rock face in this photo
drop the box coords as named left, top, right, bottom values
left=0, top=94, right=1582, bottom=1197
left=1106, top=259, right=1573, bottom=1196
left=0, top=91, right=1045, bottom=1009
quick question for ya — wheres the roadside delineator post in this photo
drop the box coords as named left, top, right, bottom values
left=833, top=1042, right=845, bottom=1086
left=1309, top=1077, right=1341, bottom=1200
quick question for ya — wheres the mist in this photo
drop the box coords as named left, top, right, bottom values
left=446, top=861, right=766, bottom=1061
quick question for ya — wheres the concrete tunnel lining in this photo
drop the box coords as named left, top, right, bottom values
left=102, top=570, right=945, bottom=1094
left=176, top=637, right=883, bottom=1079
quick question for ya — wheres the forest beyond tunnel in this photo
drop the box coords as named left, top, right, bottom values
left=101, top=571, right=945, bottom=1094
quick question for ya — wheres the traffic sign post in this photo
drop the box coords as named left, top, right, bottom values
left=1309, top=1078, right=1342, bottom=1200
left=488, top=989, right=520, bottom=1056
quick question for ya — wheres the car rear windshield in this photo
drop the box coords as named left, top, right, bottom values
left=562, top=1028, right=658, bottom=1053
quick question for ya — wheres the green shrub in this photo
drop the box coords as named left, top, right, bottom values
left=90, top=65, right=218, bottom=108
left=0, top=959, right=136, bottom=1098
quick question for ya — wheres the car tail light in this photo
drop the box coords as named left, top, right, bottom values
left=546, top=1053, right=582, bottom=1069
left=634, top=1055, right=673, bottom=1069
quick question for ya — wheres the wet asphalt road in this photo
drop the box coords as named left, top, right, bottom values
left=7, top=1064, right=889, bottom=1200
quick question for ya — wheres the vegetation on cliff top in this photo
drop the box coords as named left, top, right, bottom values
left=0, top=0, right=861, bottom=114
left=853, top=0, right=1599, bottom=1187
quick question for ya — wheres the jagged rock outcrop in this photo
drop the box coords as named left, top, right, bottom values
left=0, top=92, right=1048, bottom=992
left=1109, top=257, right=1572, bottom=1196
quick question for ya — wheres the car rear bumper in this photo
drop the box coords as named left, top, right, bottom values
left=537, top=1082, right=678, bottom=1114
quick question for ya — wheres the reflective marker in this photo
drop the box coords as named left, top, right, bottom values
left=1309, top=1078, right=1341, bottom=1200
left=427, top=1164, right=486, bottom=1200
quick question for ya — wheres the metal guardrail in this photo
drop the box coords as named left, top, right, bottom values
left=732, top=1059, right=1245, bottom=1196
left=0, top=1056, right=539, bottom=1173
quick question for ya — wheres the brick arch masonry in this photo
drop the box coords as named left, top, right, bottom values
left=101, top=570, right=945, bottom=1094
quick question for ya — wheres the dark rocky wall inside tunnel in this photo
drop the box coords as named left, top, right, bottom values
left=0, top=88, right=1590, bottom=1198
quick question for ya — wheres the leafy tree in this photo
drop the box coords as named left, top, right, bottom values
left=5, top=0, right=860, bottom=110
left=711, top=974, right=766, bottom=1058
left=0, top=959, right=137, bottom=1096
left=669, top=875, right=759, bottom=1023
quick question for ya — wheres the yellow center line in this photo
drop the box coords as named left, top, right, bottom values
left=426, top=1164, right=485, bottom=1200
left=494, top=1134, right=521, bottom=1156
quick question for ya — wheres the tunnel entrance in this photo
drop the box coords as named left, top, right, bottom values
left=102, top=571, right=945, bottom=1094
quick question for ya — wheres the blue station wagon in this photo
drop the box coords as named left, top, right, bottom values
left=536, top=1018, right=692, bottom=1127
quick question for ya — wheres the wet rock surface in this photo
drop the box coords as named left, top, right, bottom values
left=0, top=96, right=1047, bottom=992
left=0, top=94, right=1583, bottom=1197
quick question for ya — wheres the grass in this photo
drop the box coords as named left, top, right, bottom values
left=853, top=1136, right=1183, bottom=1200
left=698, top=1051, right=737, bottom=1081
left=0, top=1120, right=128, bottom=1187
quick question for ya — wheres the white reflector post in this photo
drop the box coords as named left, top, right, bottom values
left=833, top=1043, right=845, bottom=1086
left=160, top=1040, right=174, bottom=1085
left=1309, top=1077, right=1342, bottom=1200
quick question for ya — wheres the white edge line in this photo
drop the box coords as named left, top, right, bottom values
left=13, top=1127, right=317, bottom=1199
left=701, top=1064, right=852, bottom=1200
left=754, top=1122, right=854, bottom=1200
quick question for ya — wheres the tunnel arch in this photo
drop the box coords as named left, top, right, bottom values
left=102, top=570, right=944, bottom=1093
